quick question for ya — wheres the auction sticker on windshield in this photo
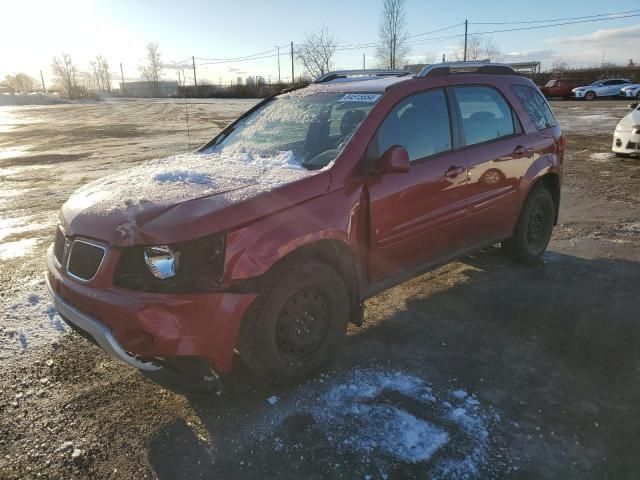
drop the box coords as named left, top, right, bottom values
left=339, top=93, right=381, bottom=103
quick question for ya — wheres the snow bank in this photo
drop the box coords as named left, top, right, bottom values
left=0, top=93, right=68, bottom=106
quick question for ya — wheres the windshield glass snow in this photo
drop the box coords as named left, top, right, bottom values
left=205, top=92, right=379, bottom=170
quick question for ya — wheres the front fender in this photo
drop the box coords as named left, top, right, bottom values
left=224, top=186, right=365, bottom=282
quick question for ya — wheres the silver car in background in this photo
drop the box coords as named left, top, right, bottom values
left=572, top=78, right=632, bottom=100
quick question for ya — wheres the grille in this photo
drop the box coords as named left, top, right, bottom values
left=53, top=227, right=65, bottom=264
left=67, top=240, right=105, bottom=281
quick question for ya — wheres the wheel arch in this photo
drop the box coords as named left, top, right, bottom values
left=255, top=238, right=363, bottom=325
left=526, top=172, right=561, bottom=225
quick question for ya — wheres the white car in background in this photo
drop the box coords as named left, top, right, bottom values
left=619, top=83, right=640, bottom=100
left=612, top=102, right=640, bottom=157
left=572, top=78, right=632, bottom=100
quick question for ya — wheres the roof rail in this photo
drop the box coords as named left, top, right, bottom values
left=417, top=62, right=518, bottom=78
left=314, top=69, right=412, bottom=84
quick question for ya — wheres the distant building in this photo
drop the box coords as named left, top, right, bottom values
left=256, top=76, right=266, bottom=86
left=237, top=77, right=243, bottom=85
left=119, top=81, right=179, bottom=98
left=245, top=76, right=255, bottom=86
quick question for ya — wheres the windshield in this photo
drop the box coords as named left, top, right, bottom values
left=206, top=92, right=380, bottom=170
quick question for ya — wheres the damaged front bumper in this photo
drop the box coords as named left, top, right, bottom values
left=46, top=273, right=162, bottom=371
left=45, top=245, right=257, bottom=373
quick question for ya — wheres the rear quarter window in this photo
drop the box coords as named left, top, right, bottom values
left=511, top=85, right=558, bottom=131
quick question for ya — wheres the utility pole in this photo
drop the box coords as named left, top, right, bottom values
left=290, top=41, right=294, bottom=85
left=120, top=63, right=125, bottom=96
left=177, top=71, right=181, bottom=86
left=192, top=56, right=197, bottom=87
left=363, top=53, right=366, bottom=70
left=463, top=19, right=468, bottom=62
left=219, top=77, right=222, bottom=86
left=39, top=70, right=46, bottom=92
left=276, top=45, right=281, bottom=83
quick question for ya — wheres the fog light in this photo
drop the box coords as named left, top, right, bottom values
left=144, top=245, right=178, bottom=279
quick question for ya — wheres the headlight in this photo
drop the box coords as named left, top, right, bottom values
left=115, top=233, right=226, bottom=293
left=144, top=245, right=179, bottom=279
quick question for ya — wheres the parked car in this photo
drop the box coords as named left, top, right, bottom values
left=612, top=102, right=640, bottom=157
left=572, top=78, right=632, bottom=100
left=46, top=63, right=565, bottom=385
left=619, top=83, right=640, bottom=100
left=539, top=78, right=580, bottom=99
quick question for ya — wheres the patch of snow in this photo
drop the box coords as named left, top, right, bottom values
left=452, top=389, right=468, bottom=400
left=247, top=369, right=508, bottom=477
left=266, top=395, right=279, bottom=405
left=1, top=282, right=69, bottom=359
left=0, top=237, right=38, bottom=261
left=588, top=152, right=614, bottom=162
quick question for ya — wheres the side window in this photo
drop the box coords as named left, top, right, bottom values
left=511, top=85, right=557, bottom=130
left=453, top=86, right=515, bottom=146
left=376, top=89, right=452, bottom=162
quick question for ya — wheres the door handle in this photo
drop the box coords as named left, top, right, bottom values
left=513, top=145, right=534, bottom=157
left=445, top=165, right=466, bottom=178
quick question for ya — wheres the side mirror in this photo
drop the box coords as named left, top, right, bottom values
left=377, top=145, right=410, bottom=174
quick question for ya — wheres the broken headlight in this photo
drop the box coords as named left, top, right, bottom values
left=115, top=233, right=226, bottom=293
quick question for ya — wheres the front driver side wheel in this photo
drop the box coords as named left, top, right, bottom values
left=238, top=258, right=349, bottom=385
left=502, top=185, right=555, bottom=264
left=584, top=91, right=596, bottom=101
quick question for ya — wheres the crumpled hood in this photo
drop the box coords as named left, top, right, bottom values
left=61, top=150, right=318, bottom=246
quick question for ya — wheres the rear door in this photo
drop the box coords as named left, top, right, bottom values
left=451, top=85, right=532, bottom=244
left=366, top=88, right=468, bottom=283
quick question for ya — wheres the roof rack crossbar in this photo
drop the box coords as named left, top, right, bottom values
left=314, top=69, right=412, bottom=84
left=417, top=62, right=517, bottom=78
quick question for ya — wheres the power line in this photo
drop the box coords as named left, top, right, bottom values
left=470, top=12, right=640, bottom=36
left=472, top=9, right=640, bottom=25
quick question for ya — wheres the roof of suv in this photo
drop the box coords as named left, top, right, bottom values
left=303, top=63, right=525, bottom=94
left=306, top=75, right=414, bottom=93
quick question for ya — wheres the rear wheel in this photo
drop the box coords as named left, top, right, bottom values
left=238, top=258, right=349, bottom=385
left=502, top=185, right=555, bottom=264
left=584, top=91, right=596, bottom=101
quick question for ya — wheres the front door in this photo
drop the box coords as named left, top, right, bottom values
left=366, top=88, right=468, bottom=283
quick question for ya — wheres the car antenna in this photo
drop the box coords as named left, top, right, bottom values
left=184, top=92, right=191, bottom=150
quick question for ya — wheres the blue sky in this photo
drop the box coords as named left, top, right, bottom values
left=1, top=0, right=639, bottom=85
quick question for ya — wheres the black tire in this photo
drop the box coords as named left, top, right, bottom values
left=584, top=91, right=596, bottom=101
left=503, top=185, right=555, bottom=264
left=238, top=258, right=349, bottom=385
left=615, top=152, right=629, bottom=158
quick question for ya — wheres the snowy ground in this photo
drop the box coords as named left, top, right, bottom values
left=1, top=99, right=640, bottom=479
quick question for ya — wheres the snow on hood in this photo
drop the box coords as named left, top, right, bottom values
left=61, top=148, right=318, bottom=245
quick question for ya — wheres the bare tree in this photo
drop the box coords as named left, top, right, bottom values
left=551, top=58, right=569, bottom=73
left=90, top=55, right=111, bottom=92
left=296, top=27, right=338, bottom=79
left=52, top=53, right=80, bottom=98
left=139, top=43, right=162, bottom=96
left=1, top=73, right=37, bottom=93
left=376, top=0, right=410, bottom=69
left=453, top=35, right=502, bottom=62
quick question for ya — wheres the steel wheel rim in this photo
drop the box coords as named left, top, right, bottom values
left=275, top=287, right=330, bottom=360
left=526, top=201, right=549, bottom=249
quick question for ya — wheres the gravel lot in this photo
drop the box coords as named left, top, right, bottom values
left=1, top=98, right=639, bottom=479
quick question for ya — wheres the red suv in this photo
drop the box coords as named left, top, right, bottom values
left=46, top=63, right=564, bottom=385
